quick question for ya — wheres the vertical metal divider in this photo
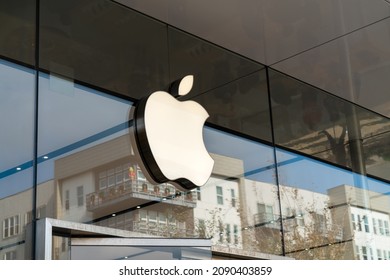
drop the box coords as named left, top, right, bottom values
left=32, top=0, right=41, bottom=260
left=265, top=66, right=286, bottom=256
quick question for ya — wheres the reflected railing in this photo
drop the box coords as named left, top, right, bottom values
left=86, top=180, right=197, bottom=210
left=253, top=212, right=343, bottom=241
left=132, top=220, right=197, bottom=238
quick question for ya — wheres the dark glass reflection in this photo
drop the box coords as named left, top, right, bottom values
left=168, top=27, right=264, bottom=100
left=269, top=68, right=390, bottom=182
left=40, top=0, right=169, bottom=99
left=0, top=0, right=35, bottom=66
left=194, top=70, right=272, bottom=142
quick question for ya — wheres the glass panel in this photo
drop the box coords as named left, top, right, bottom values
left=39, top=0, right=170, bottom=100
left=115, top=0, right=390, bottom=67
left=272, top=17, right=390, bottom=118
left=168, top=27, right=264, bottom=100
left=194, top=70, right=272, bottom=142
left=0, top=59, right=35, bottom=259
left=202, top=127, right=281, bottom=256
left=276, top=147, right=390, bottom=260
left=0, top=0, right=35, bottom=65
left=269, top=69, right=390, bottom=182
left=261, top=0, right=390, bottom=65
left=37, top=71, right=133, bottom=223
left=270, top=69, right=390, bottom=259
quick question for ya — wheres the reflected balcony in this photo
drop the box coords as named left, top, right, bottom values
left=86, top=180, right=197, bottom=214
left=132, top=221, right=197, bottom=238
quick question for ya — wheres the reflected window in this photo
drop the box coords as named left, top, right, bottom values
left=363, top=216, right=369, bottom=233
left=65, top=190, right=70, bottom=210
left=257, top=203, right=274, bottom=223
left=139, top=210, right=147, bottom=222
left=378, top=220, right=384, bottom=235
left=107, top=169, right=115, bottom=188
left=352, top=214, right=356, bottom=231
left=3, top=251, right=17, bottom=260
left=216, top=186, right=223, bottom=205
left=99, top=172, right=107, bottom=190
left=377, top=249, right=382, bottom=260
left=296, top=210, right=304, bottom=227
left=357, top=214, right=362, bottom=232
left=2, top=215, right=20, bottom=239
left=159, top=213, right=166, bottom=225
left=356, top=246, right=360, bottom=260
left=384, top=221, right=390, bottom=236
left=77, top=186, right=84, bottom=207
left=373, top=218, right=378, bottom=234
left=233, top=225, right=239, bottom=245
left=362, top=246, right=368, bottom=260
left=231, top=189, right=236, bottom=207
left=97, top=163, right=133, bottom=192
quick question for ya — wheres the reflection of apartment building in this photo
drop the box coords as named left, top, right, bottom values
left=54, top=135, right=247, bottom=254
left=52, top=134, right=390, bottom=259
left=1, top=133, right=389, bottom=260
left=55, top=135, right=197, bottom=238
left=0, top=181, right=55, bottom=260
left=328, top=185, right=390, bottom=260
left=194, top=154, right=244, bottom=254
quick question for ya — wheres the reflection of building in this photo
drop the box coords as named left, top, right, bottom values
left=3, top=133, right=389, bottom=260
left=0, top=182, right=55, bottom=260
left=329, top=185, right=390, bottom=260
left=56, top=135, right=197, bottom=237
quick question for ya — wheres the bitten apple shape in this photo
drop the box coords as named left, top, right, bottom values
left=133, top=75, right=214, bottom=191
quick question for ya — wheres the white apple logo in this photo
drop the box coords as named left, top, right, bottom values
left=132, top=75, right=214, bottom=191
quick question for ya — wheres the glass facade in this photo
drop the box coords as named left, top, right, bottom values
left=0, top=0, right=389, bottom=260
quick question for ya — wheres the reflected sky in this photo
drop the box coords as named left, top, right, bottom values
left=38, top=72, right=132, bottom=155
left=0, top=60, right=35, bottom=170
left=276, top=148, right=389, bottom=195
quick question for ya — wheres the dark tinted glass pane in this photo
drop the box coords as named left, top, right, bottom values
left=0, top=0, right=35, bottom=65
left=40, top=0, right=169, bottom=99
left=359, top=114, right=390, bottom=182
left=168, top=27, right=264, bottom=99
left=194, top=70, right=272, bottom=142
left=269, top=68, right=390, bottom=182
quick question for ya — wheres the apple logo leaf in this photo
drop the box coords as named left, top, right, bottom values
left=169, top=75, right=194, bottom=97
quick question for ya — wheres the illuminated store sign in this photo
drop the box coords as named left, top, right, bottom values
left=132, top=75, right=214, bottom=191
